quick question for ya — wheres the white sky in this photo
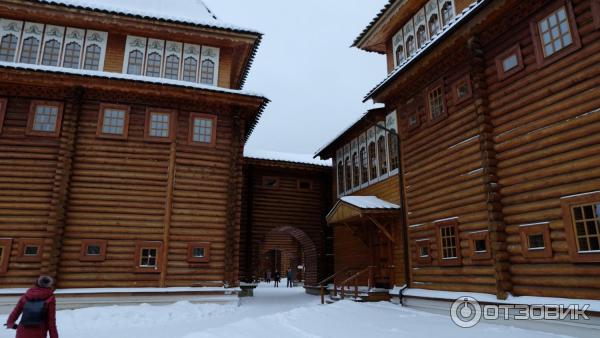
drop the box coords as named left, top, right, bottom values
left=203, top=0, right=389, bottom=156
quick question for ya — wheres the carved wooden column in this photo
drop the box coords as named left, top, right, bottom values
left=470, top=37, right=511, bottom=300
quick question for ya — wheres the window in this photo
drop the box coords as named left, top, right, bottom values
left=83, top=44, right=101, bottom=70
left=62, top=42, right=81, bottom=68
left=187, top=242, right=210, bottom=263
left=97, top=104, right=130, bottom=139
left=395, top=45, right=405, bottom=65
left=519, top=223, right=553, bottom=259
left=19, top=37, right=39, bottom=64
left=468, top=231, right=491, bottom=260
left=337, top=161, right=344, bottom=194
left=429, top=14, right=440, bottom=36
left=427, top=81, right=446, bottom=121
left=144, top=109, right=176, bottom=142
left=495, top=45, right=524, bottom=81
left=405, top=36, right=416, bottom=56
left=263, top=176, right=280, bottom=188
left=134, top=241, right=162, bottom=273
left=80, top=239, right=107, bottom=262
left=145, top=52, right=162, bottom=77
left=387, top=132, right=399, bottom=173
left=127, top=50, right=144, bottom=75
left=0, top=34, right=18, bottom=61
left=164, top=55, right=180, bottom=80
left=41, top=39, right=61, bottom=66
left=408, top=113, right=420, bottom=130
left=359, top=147, right=368, bottom=184
left=344, top=156, right=352, bottom=192
left=436, top=220, right=461, bottom=265
left=440, top=1, right=454, bottom=26
left=415, top=239, right=432, bottom=265
left=352, top=152, right=360, bottom=188
left=561, top=192, right=600, bottom=262
left=298, top=179, right=312, bottom=190
left=189, top=113, right=217, bottom=145
left=17, top=238, right=44, bottom=262
left=200, top=59, right=215, bottom=85
left=183, top=57, right=198, bottom=82
left=377, top=135, right=388, bottom=176
left=531, top=1, right=581, bottom=67
left=0, top=238, right=12, bottom=274
left=368, top=142, right=378, bottom=181
left=0, top=98, right=6, bottom=134
left=452, top=75, right=472, bottom=104
left=417, top=26, right=427, bottom=48
left=27, top=101, right=64, bottom=137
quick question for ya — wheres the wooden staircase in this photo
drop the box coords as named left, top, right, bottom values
left=318, top=266, right=391, bottom=304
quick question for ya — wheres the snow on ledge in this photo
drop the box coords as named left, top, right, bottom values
left=340, top=196, right=401, bottom=209
left=0, top=287, right=241, bottom=295
left=403, top=288, right=600, bottom=312
left=244, top=149, right=331, bottom=167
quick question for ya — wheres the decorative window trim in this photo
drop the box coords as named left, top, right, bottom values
left=297, top=179, right=313, bottom=191
left=561, top=192, right=600, bottom=262
left=187, top=242, right=210, bottom=263
left=16, top=238, right=44, bottom=262
left=96, top=103, right=130, bottom=140
left=425, top=79, right=447, bottom=122
left=262, top=176, right=280, bottom=188
left=415, top=239, right=432, bottom=266
left=134, top=241, right=163, bottom=273
left=0, top=98, right=6, bottom=134
left=451, top=74, right=473, bottom=104
left=530, top=0, right=581, bottom=68
left=200, top=46, right=220, bottom=86
left=468, top=231, right=491, bottom=261
left=123, top=36, right=147, bottom=75
left=0, top=19, right=24, bottom=63
left=61, top=27, right=85, bottom=69
left=407, top=112, right=420, bottom=131
left=435, top=219, right=461, bottom=266
left=593, top=0, right=600, bottom=30
left=18, top=22, right=43, bottom=65
left=519, top=223, right=553, bottom=259
left=495, top=44, right=524, bottom=81
left=144, top=109, right=176, bottom=142
left=40, top=25, right=65, bottom=67
left=26, top=100, right=64, bottom=137
left=182, top=43, right=201, bottom=82
left=0, top=238, right=12, bottom=274
left=188, top=112, right=217, bottom=146
left=80, top=239, right=107, bottom=262
left=83, top=30, right=108, bottom=71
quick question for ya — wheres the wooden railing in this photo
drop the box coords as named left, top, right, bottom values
left=318, top=267, right=359, bottom=304
left=319, top=266, right=375, bottom=304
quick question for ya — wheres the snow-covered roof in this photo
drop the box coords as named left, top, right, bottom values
left=0, top=61, right=266, bottom=99
left=364, top=0, right=491, bottom=101
left=244, top=149, right=331, bottom=167
left=37, top=0, right=260, bottom=34
left=340, top=196, right=400, bottom=210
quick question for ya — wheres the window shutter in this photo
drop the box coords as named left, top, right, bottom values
left=83, top=30, right=108, bottom=71
left=0, top=19, right=23, bottom=62
left=62, top=27, right=85, bottom=68
left=200, top=46, right=220, bottom=86
left=122, top=35, right=147, bottom=74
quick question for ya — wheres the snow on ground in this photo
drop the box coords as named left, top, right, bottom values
left=0, top=281, right=573, bottom=338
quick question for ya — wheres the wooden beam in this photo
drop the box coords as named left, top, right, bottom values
left=160, top=141, right=177, bottom=287
left=367, top=216, right=395, bottom=243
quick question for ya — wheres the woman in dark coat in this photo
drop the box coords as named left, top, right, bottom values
left=5, top=276, right=59, bottom=338
left=273, top=270, right=281, bottom=287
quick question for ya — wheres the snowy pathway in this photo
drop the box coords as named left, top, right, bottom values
left=0, top=282, right=574, bottom=338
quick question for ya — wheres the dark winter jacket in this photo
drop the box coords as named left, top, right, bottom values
left=286, top=271, right=292, bottom=279
left=5, top=287, right=59, bottom=338
left=274, top=272, right=281, bottom=281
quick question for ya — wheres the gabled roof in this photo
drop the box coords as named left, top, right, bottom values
left=326, top=196, right=401, bottom=224
left=363, top=0, right=491, bottom=102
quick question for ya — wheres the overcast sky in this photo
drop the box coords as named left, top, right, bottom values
left=203, top=0, right=389, bottom=155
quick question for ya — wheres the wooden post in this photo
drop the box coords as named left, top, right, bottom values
left=160, top=141, right=177, bottom=287
left=354, top=278, right=358, bottom=299
left=320, top=285, right=325, bottom=304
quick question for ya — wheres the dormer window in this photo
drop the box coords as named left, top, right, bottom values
left=62, top=42, right=81, bottom=69
left=0, top=34, right=18, bottom=62
left=19, top=37, right=40, bottom=64
left=440, top=1, right=455, bottom=26
left=41, top=39, right=61, bottom=66
left=429, top=14, right=440, bottom=36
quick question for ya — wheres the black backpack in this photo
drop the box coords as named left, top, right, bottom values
left=19, top=299, right=47, bottom=327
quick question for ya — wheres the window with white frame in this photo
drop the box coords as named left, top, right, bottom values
left=200, top=46, right=220, bottom=86
left=417, top=25, right=427, bottom=48
left=344, top=154, right=352, bottom=192
left=146, top=52, right=162, bottom=77
left=62, top=41, right=82, bottom=68
left=440, top=0, right=455, bottom=26
left=124, top=36, right=146, bottom=75
left=360, top=146, right=368, bottom=184
left=19, top=37, right=40, bottom=64
left=164, top=55, right=180, bottom=79
left=377, top=135, right=388, bottom=176
left=127, top=50, right=144, bottom=75
left=386, top=112, right=400, bottom=173
left=83, top=44, right=101, bottom=70
left=429, top=14, right=440, bottom=35
left=337, top=159, right=344, bottom=195
left=41, top=39, right=61, bottom=66
left=0, top=34, right=18, bottom=61
left=200, top=59, right=215, bottom=84
left=182, top=44, right=201, bottom=82
left=368, top=142, right=377, bottom=181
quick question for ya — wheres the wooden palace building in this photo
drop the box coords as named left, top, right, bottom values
left=0, top=0, right=270, bottom=291
left=317, top=0, right=600, bottom=303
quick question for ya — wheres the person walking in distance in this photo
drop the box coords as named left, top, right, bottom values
left=273, top=270, right=281, bottom=287
left=265, top=269, right=271, bottom=284
left=286, top=268, right=293, bottom=288
left=4, top=275, right=59, bottom=338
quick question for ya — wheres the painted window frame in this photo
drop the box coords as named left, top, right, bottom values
left=18, top=22, right=44, bottom=65
left=80, top=239, right=107, bottom=262
left=123, top=36, right=147, bottom=75
left=297, top=179, right=313, bottom=191
left=415, top=239, right=432, bottom=266
left=358, top=133, right=368, bottom=188
left=468, top=231, right=491, bottom=261
left=61, top=27, right=85, bottom=69
left=0, top=238, right=12, bottom=274
left=144, top=108, right=177, bottom=143
left=386, top=111, right=400, bottom=176
left=495, top=44, right=524, bottom=81
left=451, top=74, right=473, bottom=104
left=188, top=112, right=217, bottom=146
left=0, top=19, right=24, bottom=63
left=17, top=238, right=44, bottom=262
left=435, top=219, right=461, bottom=266
left=134, top=241, right=163, bottom=273
left=351, top=139, right=359, bottom=189
left=336, top=156, right=344, bottom=196
left=200, top=46, right=220, bottom=86
left=163, top=41, right=183, bottom=80
left=530, top=0, right=581, bottom=68
left=425, top=79, right=447, bottom=122
left=40, top=25, right=65, bottom=67
left=27, top=100, right=64, bottom=137
left=561, top=192, right=600, bottom=262
left=187, top=242, right=211, bottom=263
left=343, top=143, right=352, bottom=193
left=82, top=30, right=108, bottom=71
left=439, top=0, right=456, bottom=27
left=367, top=126, right=379, bottom=184
left=0, top=98, right=6, bottom=134
left=519, top=223, right=553, bottom=259
left=263, top=176, right=280, bottom=189
left=182, top=44, right=201, bottom=82
left=145, top=38, right=165, bottom=77
left=96, top=103, right=130, bottom=140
